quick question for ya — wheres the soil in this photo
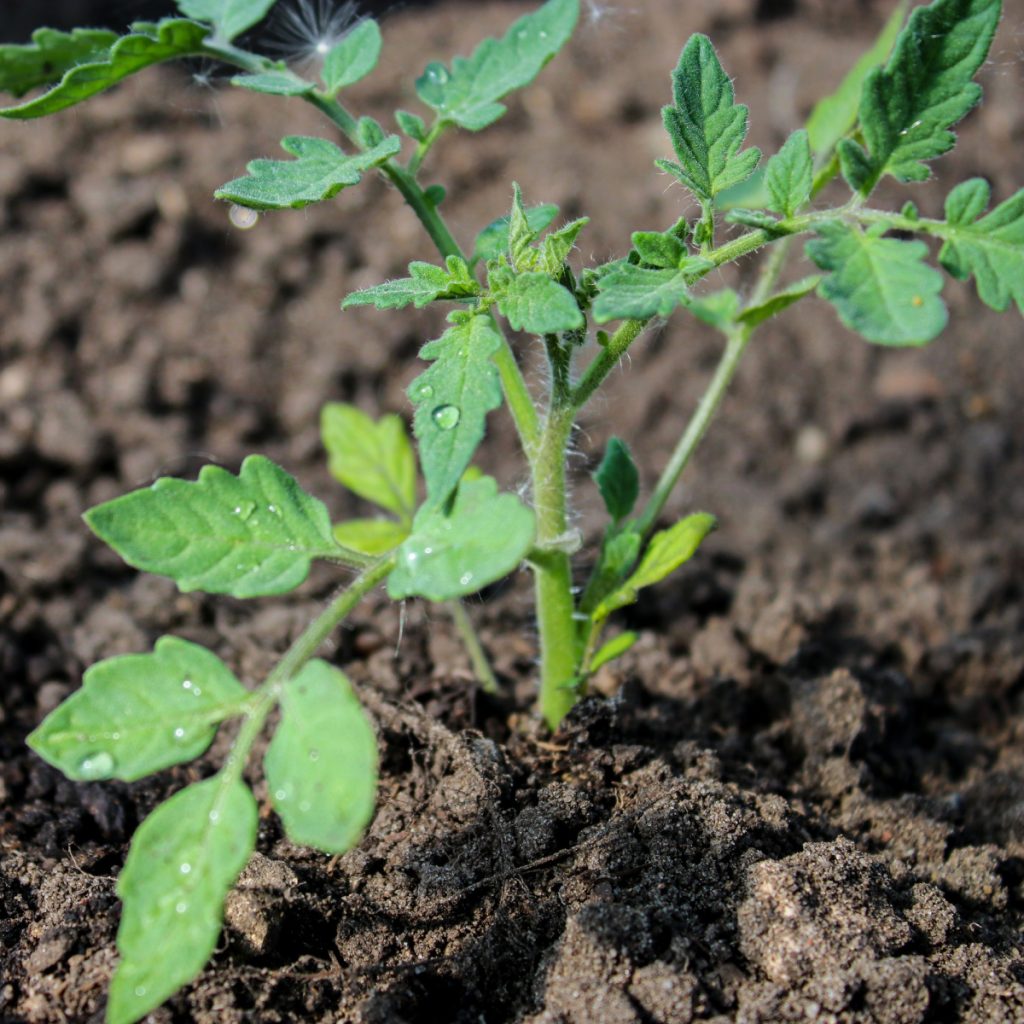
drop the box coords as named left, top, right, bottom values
left=2, top=0, right=1024, bottom=1021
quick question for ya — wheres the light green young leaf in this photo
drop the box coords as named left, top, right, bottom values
left=497, top=273, right=583, bottom=334
left=473, top=203, right=559, bottom=264
left=805, top=1, right=908, bottom=161
left=0, top=19, right=208, bottom=119
left=264, top=661, right=377, bottom=854
left=632, top=230, right=688, bottom=270
left=593, top=265, right=690, bottom=322
left=508, top=183, right=539, bottom=269
left=321, top=403, right=416, bottom=521
left=342, top=258, right=479, bottom=310
left=657, top=33, right=761, bottom=206
left=414, top=0, right=578, bottom=131
left=396, top=109, right=427, bottom=141
left=409, top=315, right=504, bottom=506
left=590, top=632, right=638, bottom=673
left=388, top=476, right=535, bottom=601
left=764, top=129, right=813, bottom=218
left=579, top=529, right=642, bottom=617
left=596, top=513, right=716, bottom=619
left=540, top=218, right=589, bottom=274
left=230, top=70, right=315, bottom=96
left=594, top=438, right=640, bottom=522
left=176, top=0, right=275, bottom=40
left=0, top=28, right=118, bottom=99
left=84, top=455, right=344, bottom=598
left=28, top=637, right=247, bottom=783
left=807, top=222, right=947, bottom=346
left=685, top=288, right=740, bottom=330
left=214, top=135, right=401, bottom=210
left=107, top=777, right=257, bottom=1024
left=737, top=276, right=821, bottom=329
left=322, top=19, right=382, bottom=93
left=938, top=180, right=1024, bottom=313
left=333, top=518, right=409, bottom=555
left=838, top=0, right=1001, bottom=194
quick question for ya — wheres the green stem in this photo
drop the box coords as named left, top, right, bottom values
left=572, top=317, right=647, bottom=409
left=408, top=121, right=447, bottom=175
left=446, top=601, right=499, bottom=694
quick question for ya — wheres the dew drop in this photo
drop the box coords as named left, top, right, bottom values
left=182, top=678, right=193, bottom=691
left=416, top=384, right=434, bottom=400
left=406, top=551, right=418, bottom=564
left=315, top=39, right=330, bottom=55
left=233, top=500, right=256, bottom=520
left=209, top=810, right=221, bottom=824
left=267, top=504, right=280, bottom=516
left=459, top=572, right=473, bottom=587
left=309, top=749, right=320, bottom=762
left=425, top=63, right=449, bottom=85
left=175, top=901, right=189, bottom=914
left=110, top=732, right=121, bottom=741
left=172, top=727, right=187, bottom=742
left=539, top=30, right=548, bottom=38
left=275, top=789, right=288, bottom=802
left=179, top=862, right=192, bottom=875
left=228, top=204, right=259, bottom=230
left=423, top=546, right=433, bottom=555
left=299, top=800, right=312, bottom=813
left=134, top=986, right=148, bottom=998
left=77, top=751, right=115, bottom=779
left=432, top=404, right=461, bottom=430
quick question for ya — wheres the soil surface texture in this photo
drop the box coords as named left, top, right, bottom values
left=2, top=1, right=1023, bottom=1022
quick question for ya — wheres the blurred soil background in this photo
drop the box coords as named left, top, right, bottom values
left=1, top=0, right=1023, bottom=1021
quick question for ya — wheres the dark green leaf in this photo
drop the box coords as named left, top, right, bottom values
left=0, top=28, right=118, bottom=99
left=473, top=203, right=559, bottom=264
left=388, top=476, right=535, bottom=600
left=594, top=438, right=640, bottom=522
left=177, top=0, right=274, bottom=40
left=807, top=221, right=947, bottom=346
left=28, top=637, right=247, bottom=783
left=84, top=455, right=343, bottom=598
left=764, top=129, right=813, bottom=218
left=737, top=276, right=821, bottom=329
left=265, top=661, right=377, bottom=854
left=107, top=778, right=257, bottom=1024
left=497, top=272, right=583, bottom=333
left=230, top=70, right=315, bottom=95
left=322, top=19, right=382, bottom=93
left=214, top=135, right=400, bottom=210
left=579, top=530, right=641, bottom=616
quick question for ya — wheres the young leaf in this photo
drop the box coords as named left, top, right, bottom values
left=938, top=180, right=1024, bottom=313
left=0, top=28, right=118, bottom=99
left=321, top=404, right=416, bottom=520
left=107, top=778, right=257, bottom=1024
left=737, top=276, right=821, bottom=329
left=593, top=265, right=691, bottom=322
left=540, top=218, right=589, bottom=274
left=396, top=109, right=427, bottom=141
left=176, top=0, right=275, bottom=40
left=838, top=0, right=1001, bottom=194
left=322, top=19, right=382, bottom=93
left=342, top=258, right=479, bottom=311
left=408, top=315, right=504, bottom=506
left=333, top=518, right=409, bottom=555
left=497, top=272, right=583, bottom=334
left=579, top=530, right=642, bottom=616
left=807, top=222, right=948, bottom=346
left=657, top=34, right=761, bottom=206
left=632, top=230, right=688, bottom=269
left=508, top=183, right=538, bottom=269
left=230, top=70, right=315, bottom=96
left=764, top=129, right=813, bottom=218
left=594, top=438, right=640, bottom=522
left=214, top=135, right=401, bottom=210
left=388, top=476, right=535, bottom=601
left=685, top=288, right=740, bottom=330
left=264, top=661, right=377, bottom=853
left=84, top=455, right=344, bottom=598
left=28, top=637, right=247, bottom=783
left=595, top=513, right=716, bottom=618
left=414, top=0, right=578, bottom=131
left=0, top=19, right=209, bottom=120
left=473, top=203, right=559, bottom=264
left=590, top=631, right=638, bottom=673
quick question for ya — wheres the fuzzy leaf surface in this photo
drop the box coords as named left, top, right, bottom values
left=0, top=28, right=118, bottom=98
left=593, top=265, right=693, bottom=322
left=265, top=661, right=377, bottom=854
left=215, top=135, right=400, bottom=210
left=938, top=180, right=1024, bottom=313
left=764, top=129, right=813, bottom=218
left=321, top=404, right=416, bottom=520
left=685, top=289, right=740, bottom=330
left=333, top=519, right=409, bottom=555
left=176, top=0, right=274, bottom=39
left=540, top=218, right=589, bottom=274
left=473, top=203, right=558, bottom=264
left=84, top=455, right=343, bottom=598
left=498, top=273, right=583, bottom=333
left=230, top=69, right=314, bottom=95
left=594, top=438, right=639, bottom=522
left=415, top=0, right=578, bottom=131
left=632, top=231, right=688, bottom=269
left=388, top=476, right=535, bottom=601
left=807, top=222, right=947, bottom=346
left=107, top=778, right=257, bottom=1024
left=658, top=33, right=761, bottom=204
left=342, top=258, right=479, bottom=310
left=408, top=315, right=503, bottom=506
left=838, top=0, right=1001, bottom=193
left=28, top=637, right=247, bottom=784
left=0, top=19, right=208, bottom=119
left=322, top=19, right=382, bottom=93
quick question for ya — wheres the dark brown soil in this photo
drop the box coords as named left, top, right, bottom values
left=2, top=1, right=1023, bottom=1021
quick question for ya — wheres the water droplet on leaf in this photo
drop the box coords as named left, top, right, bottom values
left=275, top=789, right=288, bottom=802
left=432, top=404, right=461, bottom=430
left=228, top=204, right=259, bottom=230
left=77, top=751, right=115, bottom=779
left=172, top=727, right=187, bottom=742
left=233, top=500, right=256, bottom=520
left=175, top=901, right=189, bottom=914
left=309, top=749, right=320, bottom=762
left=179, top=862, right=192, bottom=875
left=459, top=572, right=473, bottom=587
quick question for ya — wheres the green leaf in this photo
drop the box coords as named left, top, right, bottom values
left=657, top=33, right=761, bottom=206
left=508, top=183, right=538, bottom=269
left=807, top=222, right=947, bottom=346
left=685, top=288, right=740, bottom=330
left=593, top=265, right=690, bottom=322
left=497, top=273, right=583, bottom=333
left=938, top=180, right=1024, bottom=313
left=176, top=0, right=275, bottom=40
left=342, top=257, right=479, bottom=310
left=805, top=1, right=908, bottom=161
left=333, top=518, right=409, bottom=555
left=214, top=135, right=401, bottom=210
left=632, top=230, right=688, bottom=269
left=408, top=315, right=504, bottom=506
left=737, top=275, right=821, bottom=329
left=473, top=203, right=559, bottom=264
left=388, top=476, right=535, bottom=601
left=28, top=637, right=247, bottom=784
left=579, top=529, right=641, bottom=616
left=590, top=632, right=638, bottom=673
left=414, top=0, right=578, bottom=131
left=0, top=28, right=118, bottom=99
left=595, top=513, right=716, bottom=619
left=0, top=19, right=208, bottom=120
left=396, top=109, right=427, bottom=141
left=321, top=403, right=416, bottom=520
left=838, top=0, right=1001, bottom=193
left=264, top=661, right=377, bottom=854
left=107, top=778, right=257, bottom=1024
left=322, top=19, right=382, bottom=93
left=540, top=218, right=589, bottom=274
left=764, top=129, right=813, bottom=218
left=84, top=455, right=343, bottom=598
left=594, top=438, right=639, bottom=522
left=230, top=70, right=315, bottom=96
